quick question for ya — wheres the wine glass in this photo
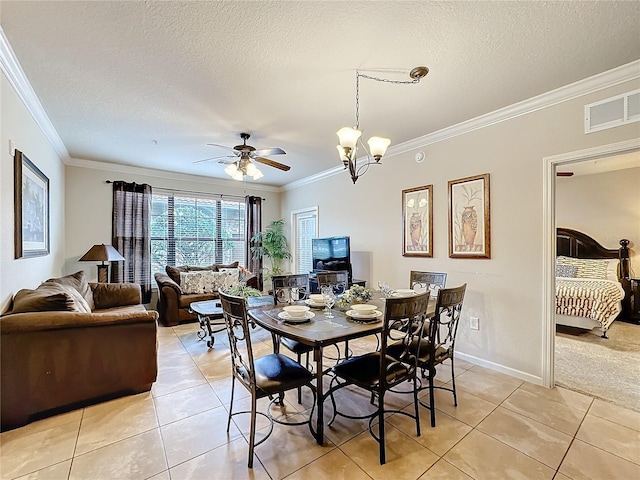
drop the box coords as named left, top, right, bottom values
left=321, top=286, right=336, bottom=319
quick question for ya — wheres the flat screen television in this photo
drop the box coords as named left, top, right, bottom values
left=311, top=236, right=352, bottom=282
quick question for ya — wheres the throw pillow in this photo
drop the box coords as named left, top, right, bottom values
left=11, top=282, right=89, bottom=314
left=555, top=264, right=577, bottom=278
left=167, top=264, right=218, bottom=284
left=180, top=271, right=232, bottom=294
left=556, top=256, right=608, bottom=279
left=45, top=270, right=95, bottom=311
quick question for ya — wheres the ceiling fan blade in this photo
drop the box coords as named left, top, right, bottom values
left=206, top=143, right=237, bottom=152
left=217, top=159, right=237, bottom=165
left=254, top=157, right=291, bottom=171
left=253, top=147, right=286, bottom=156
left=193, top=155, right=236, bottom=165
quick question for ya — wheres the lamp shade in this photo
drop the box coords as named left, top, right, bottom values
left=79, top=244, right=125, bottom=263
left=367, top=136, right=391, bottom=159
left=336, top=127, right=362, bottom=150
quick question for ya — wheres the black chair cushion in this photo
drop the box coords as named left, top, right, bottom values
left=387, top=340, right=451, bottom=367
left=332, top=352, right=411, bottom=387
left=281, top=337, right=313, bottom=354
left=250, top=354, right=314, bottom=395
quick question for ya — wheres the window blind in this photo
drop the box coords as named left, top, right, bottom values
left=296, top=213, right=316, bottom=274
left=150, top=191, right=246, bottom=276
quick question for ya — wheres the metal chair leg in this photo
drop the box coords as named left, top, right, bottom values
left=378, top=390, right=386, bottom=465
left=429, top=370, right=436, bottom=427
left=450, top=357, right=458, bottom=406
left=248, top=395, right=257, bottom=468
left=413, top=375, right=421, bottom=437
left=227, top=376, right=235, bottom=432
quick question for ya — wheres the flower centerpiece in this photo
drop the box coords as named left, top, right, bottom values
left=224, top=283, right=262, bottom=299
left=336, top=284, right=375, bottom=310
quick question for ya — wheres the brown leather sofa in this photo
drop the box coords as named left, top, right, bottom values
left=154, top=263, right=258, bottom=327
left=0, top=271, right=158, bottom=431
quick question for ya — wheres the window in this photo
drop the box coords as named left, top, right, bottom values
left=150, top=191, right=246, bottom=276
left=291, top=207, right=318, bottom=274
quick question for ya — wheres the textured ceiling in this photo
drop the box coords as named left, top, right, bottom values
left=1, top=1, right=639, bottom=187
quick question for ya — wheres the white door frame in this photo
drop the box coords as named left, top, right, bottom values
left=290, top=206, right=319, bottom=274
left=542, top=138, right=640, bottom=387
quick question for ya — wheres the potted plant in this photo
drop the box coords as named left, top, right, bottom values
left=250, top=219, right=292, bottom=285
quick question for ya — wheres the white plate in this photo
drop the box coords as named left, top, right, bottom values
left=278, top=310, right=316, bottom=323
left=394, top=289, right=416, bottom=297
left=346, top=309, right=383, bottom=319
left=304, top=299, right=325, bottom=308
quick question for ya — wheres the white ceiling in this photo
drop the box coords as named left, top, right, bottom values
left=1, top=1, right=639, bottom=187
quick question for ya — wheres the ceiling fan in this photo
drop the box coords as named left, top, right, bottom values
left=194, top=132, right=289, bottom=180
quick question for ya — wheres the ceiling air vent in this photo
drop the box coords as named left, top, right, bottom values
left=585, top=89, right=640, bottom=134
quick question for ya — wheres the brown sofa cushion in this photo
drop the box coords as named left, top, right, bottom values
left=91, top=283, right=141, bottom=310
left=45, top=271, right=95, bottom=311
left=165, top=263, right=239, bottom=284
left=10, top=283, right=91, bottom=314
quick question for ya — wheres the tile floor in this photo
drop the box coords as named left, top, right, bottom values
left=1, top=322, right=639, bottom=480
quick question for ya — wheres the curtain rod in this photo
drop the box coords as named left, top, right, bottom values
left=105, top=180, right=265, bottom=201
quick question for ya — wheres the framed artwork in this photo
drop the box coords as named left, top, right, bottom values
left=402, top=184, right=433, bottom=257
left=14, top=150, right=50, bottom=258
left=448, top=173, right=490, bottom=259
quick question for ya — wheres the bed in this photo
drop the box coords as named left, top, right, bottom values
left=555, top=228, right=631, bottom=338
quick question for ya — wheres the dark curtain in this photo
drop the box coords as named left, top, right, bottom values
left=111, top=181, right=152, bottom=303
left=245, top=196, right=263, bottom=291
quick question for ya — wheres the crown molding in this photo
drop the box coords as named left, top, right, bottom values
left=66, top=157, right=282, bottom=193
left=283, top=59, right=640, bottom=190
left=0, top=27, right=70, bottom=161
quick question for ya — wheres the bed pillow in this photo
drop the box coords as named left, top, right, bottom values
left=555, top=264, right=577, bottom=278
left=605, top=259, right=619, bottom=281
left=556, top=256, right=609, bottom=280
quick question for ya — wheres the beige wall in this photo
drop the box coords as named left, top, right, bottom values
left=0, top=72, right=66, bottom=312
left=281, top=79, right=640, bottom=383
left=556, top=167, right=640, bottom=270
left=64, top=163, right=281, bottom=282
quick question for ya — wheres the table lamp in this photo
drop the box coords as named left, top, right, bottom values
left=79, top=244, right=125, bottom=283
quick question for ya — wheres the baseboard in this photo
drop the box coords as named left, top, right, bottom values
left=456, top=351, right=543, bottom=386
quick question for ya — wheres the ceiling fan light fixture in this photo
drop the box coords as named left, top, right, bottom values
left=252, top=169, right=264, bottom=180
left=225, top=163, right=238, bottom=176
left=245, top=161, right=258, bottom=176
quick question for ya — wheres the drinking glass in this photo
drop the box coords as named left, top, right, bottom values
left=321, top=286, right=336, bottom=319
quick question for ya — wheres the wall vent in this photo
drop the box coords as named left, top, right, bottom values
left=585, top=89, right=640, bottom=134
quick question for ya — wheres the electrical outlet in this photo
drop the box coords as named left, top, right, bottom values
left=470, top=316, right=479, bottom=330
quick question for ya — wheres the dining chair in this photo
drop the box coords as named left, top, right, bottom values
left=270, top=274, right=314, bottom=402
left=325, top=291, right=431, bottom=464
left=218, top=290, right=317, bottom=468
left=388, top=284, right=466, bottom=428
left=409, top=271, right=447, bottom=296
left=316, top=270, right=349, bottom=295
left=315, top=270, right=351, bottom=360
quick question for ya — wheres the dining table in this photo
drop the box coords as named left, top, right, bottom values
left=247, top=293, right=436, bottom=445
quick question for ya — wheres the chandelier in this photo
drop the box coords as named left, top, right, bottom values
left=336, top=66, right=429, bottom=183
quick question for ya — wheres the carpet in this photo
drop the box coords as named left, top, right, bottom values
left=555, top=321, right=640, bottom=412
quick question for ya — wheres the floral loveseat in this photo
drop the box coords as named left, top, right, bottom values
left=154, top=263, right=257, bottom=327
left=0, top=271, right=158, bottom=431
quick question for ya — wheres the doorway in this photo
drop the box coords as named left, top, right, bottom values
left=542, top=138, right=640, bottom=388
